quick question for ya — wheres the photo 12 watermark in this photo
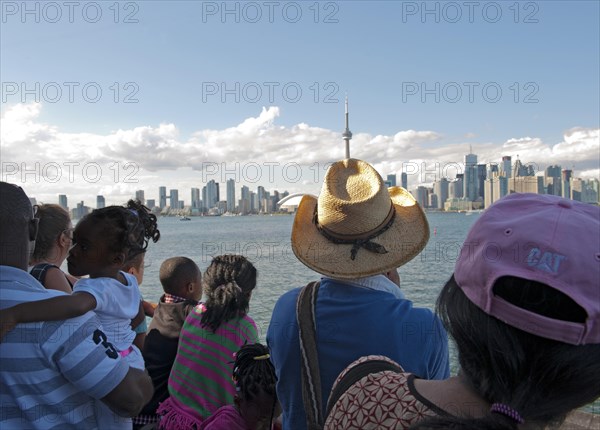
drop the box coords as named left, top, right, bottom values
left=1, top=1, right=140, bottom=24
left=199, top=161, right=335, bottom=185
left=1, top=82, right=140, bottom=104
left=1, top=162, right=140, bottom=184
left=201, top=81, right=339, bottom=104
left=200, top=1, right=339, bottom=24
left=401, top=81, right=540, bottom=104
left=400, top=1, right=539, bottom=24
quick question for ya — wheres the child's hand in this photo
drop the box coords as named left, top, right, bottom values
left=0, top=309, right=18, bottom=341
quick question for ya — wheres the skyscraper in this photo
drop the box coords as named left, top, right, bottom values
left=191, top=188, right=201, bottom=209
left=501, top=156, right=512, bottom=177
left=416, top=186, right=429, bottom=209
left=476, top=164, right=486, bottom=200
left=203, top=180, right=219, bottom=209
left=387, top=174, right=397, bottom=187
left=169, top=189, right=179, bottom=209
left=401, top=172, right=408, bottom=190
left=135, top=190, right=145, bottom=205
left=432, top=178, right=449, bottom=209
left=96, top=195, right=105, bottom=209
left=159, top=186, right=167, bottom=209
left=58, top=194, right=68, bottom=210
left=464, top=148, right=478, bottom=201
left=226, top=179, right=236, bottom=213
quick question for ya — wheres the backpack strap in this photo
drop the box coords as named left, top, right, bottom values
left=326, top=358, right=403, bottom=418
left=296, top=281, right=323, bottom=430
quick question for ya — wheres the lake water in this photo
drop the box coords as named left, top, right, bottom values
left=140, top=212, right=478, bottom=356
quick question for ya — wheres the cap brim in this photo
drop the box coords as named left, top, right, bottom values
left=291, top=187, right=430, bottom=279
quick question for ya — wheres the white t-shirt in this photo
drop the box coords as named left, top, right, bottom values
left=74, top=272, right=143, bottom=369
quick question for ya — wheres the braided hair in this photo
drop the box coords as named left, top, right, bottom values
left=232, top=343, right=277, bottom=426
left=85, top=200, right=160, bottom=262
left=201, top=254, right=257, bottom=333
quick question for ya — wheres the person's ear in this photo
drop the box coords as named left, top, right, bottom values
left=113, top=252, right=126, bottom=265
left=187, top=282, right=195, bottom=293
left=29, top=218, right=39, bottom=242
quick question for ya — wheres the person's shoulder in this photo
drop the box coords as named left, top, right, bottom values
left=273, top=285, right=304, bottom=306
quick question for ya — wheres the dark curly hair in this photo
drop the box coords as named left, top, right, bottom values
left=84, top=200, right=160, bottom=262
left=200, top=254, right=257, bottom=333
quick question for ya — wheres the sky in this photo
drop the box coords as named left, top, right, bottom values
left=1, top=0, right=599, bottom=206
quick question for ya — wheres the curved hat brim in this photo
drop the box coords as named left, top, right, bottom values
left=291, top=187, right=430, bottom=279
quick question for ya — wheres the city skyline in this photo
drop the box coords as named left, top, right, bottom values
left=44, top=152, right=599, bottom=217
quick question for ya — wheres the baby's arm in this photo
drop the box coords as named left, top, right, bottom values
left=0, top=292, right=97, bottom=338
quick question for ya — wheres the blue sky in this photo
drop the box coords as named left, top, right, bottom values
left=1, top=1, right=599, bottom=205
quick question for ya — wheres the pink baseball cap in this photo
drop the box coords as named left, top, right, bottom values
left=454, top=193, right=600, bottom=345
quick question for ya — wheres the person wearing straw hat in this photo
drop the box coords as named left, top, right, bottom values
left=266, top=159, right=450, bottom=430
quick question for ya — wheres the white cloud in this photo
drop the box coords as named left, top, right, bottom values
left=1, top=103, right=598, bottom=206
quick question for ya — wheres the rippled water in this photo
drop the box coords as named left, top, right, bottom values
left=140, top=212, right=478, bottom=344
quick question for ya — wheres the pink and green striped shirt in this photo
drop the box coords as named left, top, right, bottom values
left=166, top=303, right=259, bottom=422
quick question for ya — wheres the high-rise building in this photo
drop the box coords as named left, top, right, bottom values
left=146, top=199, right=156, bottom=209
left=250, top=191, right=257, bottom=213
left=58, top=194, right=68, bottom=210
left=545, top=165, right=561, bottom=179
left=401, top=172, right=408, bottom=190
left=415, top=186, right=429, bottom=209
left=450, top=174, right=464, bottom=199
left=561, top=170, right=572, bottom=199
left=508, top=176, right=539, bottom=194
left=476, top=164, right=486, bottom=200
left=464, top=149, right=478, bottom=201
left=226, top=179, right=236, bottom=213
left=96, top=195, right=105, bottom=209
left=239, top=185, right=250, bottom=214
left=387, top=174, right=397, bottom=187
left=159, top=186, right=167, bottom=209
left=169, top=189, right=179, bottom=209
left=257, top=186, right=266, bottom=213
left=191, top=188, right=201, bottom=209
left=432, top=178, right=449, bottom=209
left=203, top=180, right=219, bottom=209
left=501, top=156, right=512, bottom=177
left=135, top=190, right=145, bottom=204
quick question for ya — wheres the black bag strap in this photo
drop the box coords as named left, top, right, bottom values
left=325, top=358, right=403, bottom=418
left=296, top=281, right=323, bottom=430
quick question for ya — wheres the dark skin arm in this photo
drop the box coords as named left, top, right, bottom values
left=101, top=367, right=153, bottom=417
left=0, top=292, right=97, bottom=339
left=142, top=299, right=156, bottom=317
left=130, top=301, right=145, bottom=329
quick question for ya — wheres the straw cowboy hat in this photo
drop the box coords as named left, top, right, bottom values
left=291, top=158, right=429, bottom=279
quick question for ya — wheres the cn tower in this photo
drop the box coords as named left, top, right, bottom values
left=342, top=96, right=352, bottom=158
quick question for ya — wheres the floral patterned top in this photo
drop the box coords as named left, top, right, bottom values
left=325, top=355, right=447, bottom=430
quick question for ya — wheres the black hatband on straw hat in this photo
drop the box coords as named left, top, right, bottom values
left=313, top=203, right=396, bottom=260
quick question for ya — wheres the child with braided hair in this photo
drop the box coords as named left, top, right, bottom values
left=200, top=343, right=279, bottom=430
left=0, top=199, right=160, bottom=429
left=158, top=254, right=260, bottom=430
